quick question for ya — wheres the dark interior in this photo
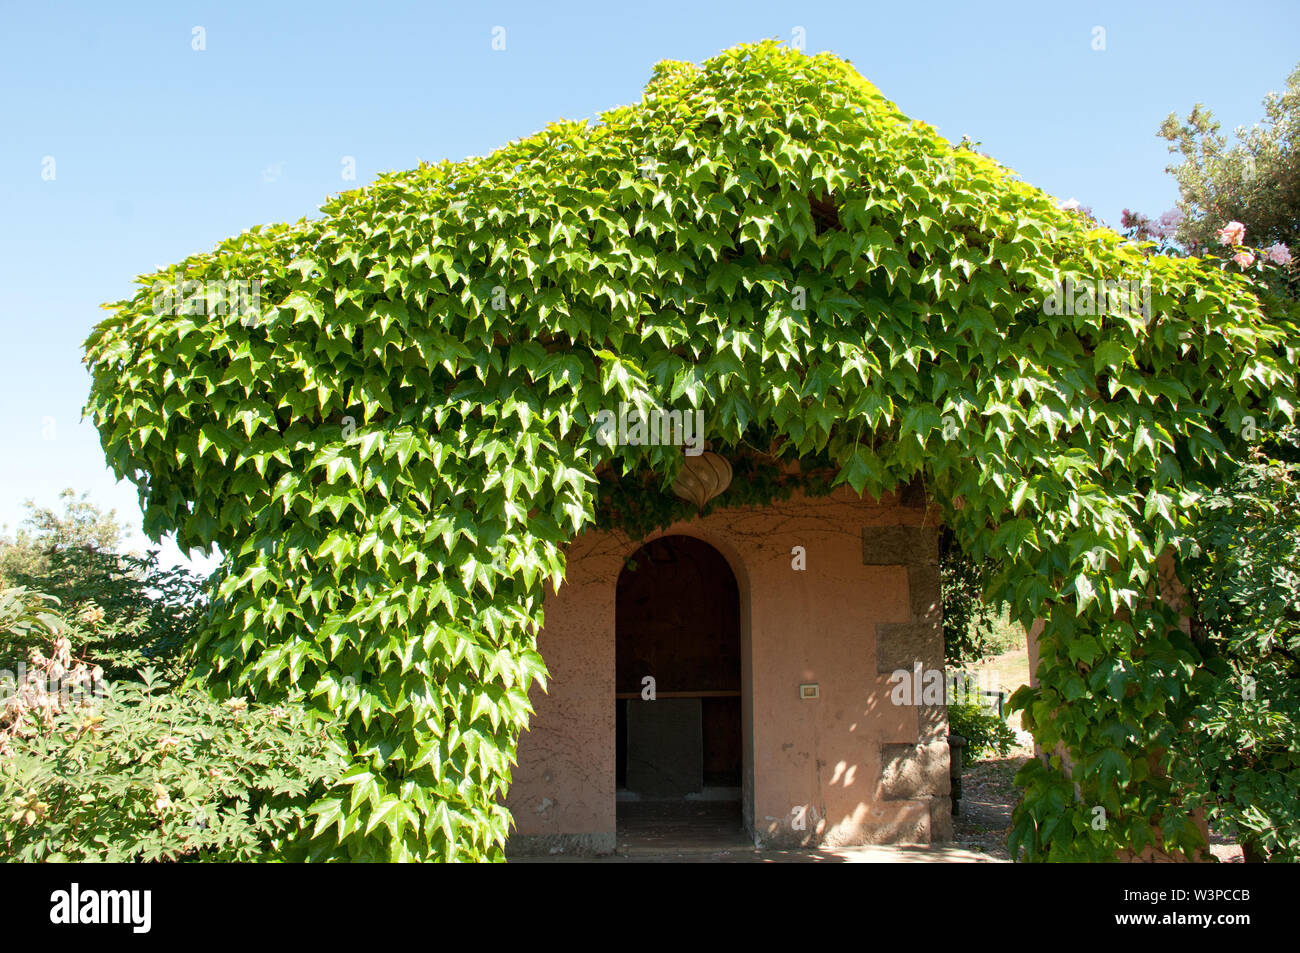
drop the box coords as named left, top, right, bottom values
left=615, top=535, right=742, bottom=797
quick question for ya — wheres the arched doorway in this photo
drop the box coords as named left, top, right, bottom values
left=615, top=535, right=745, bottom=845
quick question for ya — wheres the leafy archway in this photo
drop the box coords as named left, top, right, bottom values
left=84, top=41, right=1298, bottom=861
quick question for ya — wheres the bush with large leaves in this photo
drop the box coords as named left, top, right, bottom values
left=83, top=41, right=1300, bottom=860
left=1, top=669, right=343, bottom=862
left=1, top=588, right=344, bottom=862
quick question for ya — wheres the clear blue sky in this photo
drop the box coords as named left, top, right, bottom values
left=2, top=0, right=1297, bottom=571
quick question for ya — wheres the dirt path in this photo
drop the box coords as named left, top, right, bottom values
left=952, top=751, right=1031, bottom=860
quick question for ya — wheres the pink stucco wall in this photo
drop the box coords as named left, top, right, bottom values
left=505, top=485, right=950, bottom=852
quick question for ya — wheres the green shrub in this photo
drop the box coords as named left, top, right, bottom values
left=1, top=588, right=343, bottom=862
left=0, top=587, right=62, bottom=665
left=940, top=529, right=1005, bottom=668
left=948, top=695, right=1018, bottom=760
left=1, top=667, right=343, bottom=862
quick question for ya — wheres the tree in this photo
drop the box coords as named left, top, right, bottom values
left=0, top=492, right=206, bottom=681
left=0, top=490, right=122, bottom=585
left=1158, top=61, right=1300, bottom=255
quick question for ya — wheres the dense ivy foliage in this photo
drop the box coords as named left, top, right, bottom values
left=84, top=41, right=1299, bottom=861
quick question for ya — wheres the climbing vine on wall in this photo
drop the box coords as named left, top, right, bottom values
left=84, top=41, right=1298, bottom=861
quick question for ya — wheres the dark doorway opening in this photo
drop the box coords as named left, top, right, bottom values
left=615, top=535, right=744, bottom=844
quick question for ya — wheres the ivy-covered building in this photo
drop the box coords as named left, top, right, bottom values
left=84, top=41, right=1295, bottom=861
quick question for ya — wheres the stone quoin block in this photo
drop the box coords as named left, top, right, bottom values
left=907, top=563, right=942, bottom=624
left=876, top=621, right=943, bottom=675
left=879, top=741, right=951, bottom=801
left=917, top=702, right=949, bottom=745
left=861, top=525, right=939, bottom=567
left=929, top=796, right=954, bottom=842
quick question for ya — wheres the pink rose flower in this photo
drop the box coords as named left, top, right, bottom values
left=1233, top=251, right=1256, bottom=268
left=1266, top=242, right=1292, bottom=266
left=1216, top=221, right=1246, bottom=245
